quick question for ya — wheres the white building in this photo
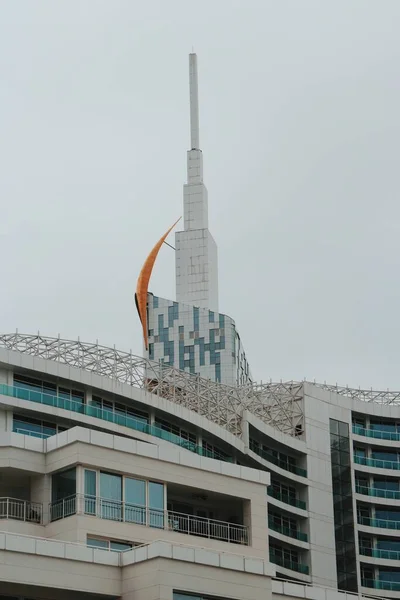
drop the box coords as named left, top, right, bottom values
left=1, top=332, right=400, bottom=599
left=142, top=54, right=252, bottom=386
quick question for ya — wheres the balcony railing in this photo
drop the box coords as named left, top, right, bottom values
left=49, top=494, right=249, bottom=545
left=362, top=579, right=400, bottom=591
left=358, top=515, right=400, bottom=530
left=267, top=488, right=306, bottom=510
left=269, top=551, right=309, bottom=574
left=268, top=518, right=308, bottom=542
left=360, top=546, right=400, bottom=560
left=353, top=424, right=400, bottom=441
left=250, top=445, right=307, bottom=478
left=355, top=484, right=400, bottom=500
left=0, top=497, right=42, bottom=523
left=1, top=383, right=231, bottom=462
left=354, top=455, right=400, bottom=471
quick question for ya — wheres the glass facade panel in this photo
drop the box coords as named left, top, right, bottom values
left=125, top=478, right=146, bottom=524
left=84, top=469, right=96, bottom=515
left=100, top=472, right=122, bottom=521
left=329, top=419, right=357, bottom=593
left=148, top=481, right=164, bottom=528
left=51, top=468, right=76, bottom=520
left=87, top=537, right=109, bottom=549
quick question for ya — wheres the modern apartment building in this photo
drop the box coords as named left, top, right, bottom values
left=1, top=331, right=400, bottom=599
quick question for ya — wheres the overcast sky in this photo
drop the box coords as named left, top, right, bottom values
left=1, top=0, right=400, bottom=390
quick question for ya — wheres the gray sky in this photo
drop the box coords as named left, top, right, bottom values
left=1, top=0, right=400, bottom=389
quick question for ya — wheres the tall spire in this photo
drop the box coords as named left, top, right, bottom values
left=189, top=53, right=200, bottom=150
left=175, top=53, right=219, bottom=312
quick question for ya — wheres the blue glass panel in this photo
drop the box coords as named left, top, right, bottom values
left=125, top=478, right=146, bottom=524
left=193, top=307, right=199, bottom=331
left=215, top=363, right=221, bottom=382
left=153, top=296, right=159, bottom=308
left=149, top=343, right=154, bottom=360
left=173, top=302, right=179, bottom=319
left=149, top=481, right=164, bottom=528
left=168, top=306, right=174, bottom=327
left=219, top=314, right=225, bottom=328
left=100, top=472, right=122, bottom=521
left=84, top=470, right=96, bottom=515
left=209, top=311, right=214, bottom=323
left=158, top=314, right=164, bottom=330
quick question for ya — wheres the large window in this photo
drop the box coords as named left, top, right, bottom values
left=13, top=413, right=67, bottom=438
left=149, top=481, right=164, bottom=528
left=14, top=374, right=84, bottom=408
left=155, top=418, right=196, bottom=446
left=125, top=477, right=146, bottom=524
left=100, top=472, right=122, bottom=520
left=91, top=395, right=148, bottom=426
left=51, top=468, right=76, bottom=520
left=83, top=468, right=165, bottom=528
left=87, top=536, right=133, bottom=552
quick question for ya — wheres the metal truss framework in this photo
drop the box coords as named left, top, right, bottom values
left=0, top=333, right=303, bottom=438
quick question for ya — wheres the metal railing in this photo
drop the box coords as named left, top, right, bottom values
left=354, top=455, right=400, bottom=471
left=249, top=444, right=307, bottom=478
left=355, top=484, right=400, bottom=500
left=353, top=424, right=400, bottom=441
left=269, top=550, right=309, bottom=574
left=362, top=579, right=400, bottom=591
left=360, top=546, right=400, bottom=561
left=358, top=515, right=400, bottom=530
left=267, top=488, right=306, bottom=510
left=13, top=427, right=52, bottom=439
left=0, top=497, right=42, bottom=523
left=49, top=494, right=249, bottom=545
left=268, top=518, right=308, bottom=542
left=2, top=383, right=231, bottom=462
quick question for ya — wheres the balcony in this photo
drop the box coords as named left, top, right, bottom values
left=360, top=547, right=400, bottom=561
left=0, top=383, right=230, bottom=462
left=353, top=424, right=400, bottom=442
left=354, top=455, right=400, bottom=471
left=269, top=550, right=309, bottom=574
left=49, top=494, right=249, bottom=545
left=267, top=488, right=306, bottom=510
left=268, top=518, right=308, bottom=542
left=0, top=497, right=42, bottom=523
left=250, top=445, right=307, bottom=478
left=358, top=516, right=400, bottom=530
left=356, top=484, right=400, bottom=500
left=362, top=579, right=400, bottom=592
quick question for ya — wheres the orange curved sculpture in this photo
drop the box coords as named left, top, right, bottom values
left=135, top=218, right=181, bottom=350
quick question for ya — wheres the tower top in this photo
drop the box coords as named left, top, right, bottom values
left=189, top=53, right=200, bottom=150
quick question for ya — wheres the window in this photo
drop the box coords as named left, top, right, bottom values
left=149, top=481, right=164, bottom=528
left=87, top=536, right=133, bottom=552
left=84, top=469, right=96, bottom=515
left=202, top=440, right=230, bottom=461
left=100, top=472, right=122, bottom=520
left=372, top=451, right=399, bottom=462
left=125, top=478, right=146, bottom=524
left=51, top=468, right=76, bottom=521
left=154, top=418, right=196, bottom=446
left=92, top=396, right=148, bottom=427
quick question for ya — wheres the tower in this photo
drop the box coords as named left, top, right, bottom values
left=175, top=54, right=219, bottom=312
left=138, top=54, right=252, bottom=386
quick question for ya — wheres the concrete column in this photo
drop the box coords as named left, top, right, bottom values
left=0, top=410, right=7, bottom=431
left=31, top=474, right=51, bottom=524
